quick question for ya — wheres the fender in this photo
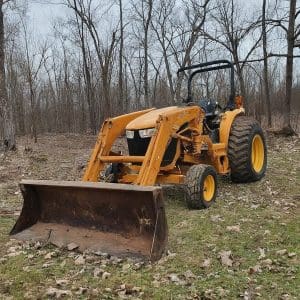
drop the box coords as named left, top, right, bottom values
left=219, top=108, right=245, bottom=146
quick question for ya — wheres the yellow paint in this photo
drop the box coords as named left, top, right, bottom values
left=126, top=106, right=181, bottom=130
left=219, top=108, right=245, bottom=145
left=120, top=173, right=184, bottom=184
left=83, top=108, right=154, bottom=181
left=203, top=175, right=215, bottom=202
left=251, top=134, right=264, bottom=172
left=83, top=105, right=247, bottom=186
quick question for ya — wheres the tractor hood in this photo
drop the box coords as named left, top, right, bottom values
left=126, top=106, right=185, bottom=130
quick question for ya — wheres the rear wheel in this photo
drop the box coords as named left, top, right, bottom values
left=228, top=116, right=267, bottom=183
left=184, top=164, right=218, bottom=209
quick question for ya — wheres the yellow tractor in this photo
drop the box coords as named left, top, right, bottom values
left=10, top=60, right=267, bottom=261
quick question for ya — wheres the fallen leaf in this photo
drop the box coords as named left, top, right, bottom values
left=280, top=293, right=291, bottom=300
left=7, top=251, right=25, bottom=257
left=152, top=280, right=160, bottom=288
left=0, top=257, right=7, bottom=263
left=56, top=279, right=69, bottom=287
left=258, top=248, right=266, bottom=259
left=132, top=286, right=142, bottom=293
left=122, top=264, right=131, bottom=271
left=93, top=267, right=104, bottom=278
left=42, top=262, right=53, bottom=268
left=176, top=220, right=188, bottom=228
left=7, top=246, right=22, bottom=253
left=201, top=258, right=211, bottom=268
left=216, top=287, right=229, bottom=297
left=45, top=287, right=72, bottom=299
left=133, top=262, right=144, bottom=270
left=67, top=242, right=79, bottom=251
left=116, top=284, right=142, bottom=295
left=210, top=215, right=223, bottom=222
left=166, top=250, right=176, bottom=258
left=168, top=273, right=181, bottom=282
left=276, top=249, right=287, bottom=256
left=44, top=251, right=56, bottom=259
left=241, top=290, right=250, bottom=300
left=74, top=255, right=85, bottom=265
left=261, top=258, right=272, bottom=266
left=249, top=264, right=262, bottom=274
left=226, top=225, right=240, bottom=233
left=91, top=288, right=99, bottom=296
left=288, top=252, right=296, bottom=258
left=184, top=270, right=196, bottom=279
left=219, top=250, right=233, bottom=267
left=60, top=260, right=66, bottom=267
left=167, top=273, right=186, bottom=285
left=102, top=272, right=111, bottom=279
left=75, top=287, right=88, bottom=295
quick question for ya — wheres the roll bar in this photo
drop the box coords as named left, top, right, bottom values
left=177, top=60, right=235, bottom=109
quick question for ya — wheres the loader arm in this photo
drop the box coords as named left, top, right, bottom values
left=135, top=106, right=203, bottom=185
left=83, top=109, right=154, bottom=182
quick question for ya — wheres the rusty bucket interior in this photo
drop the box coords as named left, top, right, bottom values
left=10, top=180, right=167, bottom=261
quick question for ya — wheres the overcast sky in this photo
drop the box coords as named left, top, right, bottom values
left=29, top=1, right=67, bottom=36
left=26, top=0, right=300, bottom=74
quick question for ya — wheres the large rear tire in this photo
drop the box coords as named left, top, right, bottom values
left=184, top=164, right=218, bottom=209
left=228, top=116, right=267, bottom=183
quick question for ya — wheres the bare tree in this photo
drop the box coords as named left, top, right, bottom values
left=262, top=0, right=271, bottom=127
left=172, top=0, right=210, bottom=102
left=151, top=0, right=176, bottom=101
left=131, top=0, right=154, bottom=107
left=284, top=0, right=297, bottom=134
left=67, top=0, right=117, bottom=121
left=21, top=16, right=48, bottom=142
left=118, top=0, right=124, bottom=113
left=0, top=0, right=16, bottom=150
left=202, top=0, right=262, bottom=106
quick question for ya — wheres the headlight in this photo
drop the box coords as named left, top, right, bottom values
left=126, top=130, right=134, bottom=139
left=139, top=128, right=156, bottom=138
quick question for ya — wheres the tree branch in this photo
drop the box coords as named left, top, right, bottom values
left=237, top=53, right=300, bottom=65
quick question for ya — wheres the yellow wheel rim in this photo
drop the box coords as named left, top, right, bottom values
left=251, top=134, right=264, bottom=173
left=203, top=175, right=215, bottom=202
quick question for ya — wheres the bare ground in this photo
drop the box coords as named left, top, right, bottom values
left=0, top=133, right=299, bottom=299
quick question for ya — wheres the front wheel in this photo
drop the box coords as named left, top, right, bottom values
left=184, top=164, right=218, bottom=209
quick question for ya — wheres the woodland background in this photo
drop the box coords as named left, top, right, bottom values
left=0, top=0, right=300, bottom=150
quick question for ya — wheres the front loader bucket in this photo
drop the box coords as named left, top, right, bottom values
left=10, top=180, right=167, bottom=261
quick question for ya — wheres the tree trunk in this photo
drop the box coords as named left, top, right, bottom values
left=283, top=0, right=296, bottom=134
left=262, top=0, right=271, bottom=127
left=0, top=1, right=16, bottom=150
left=232, top=50, right=246, bottom=107
left=118, top=0, right=124, bottom=114
left=143, top=0, right=153, bottom=108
